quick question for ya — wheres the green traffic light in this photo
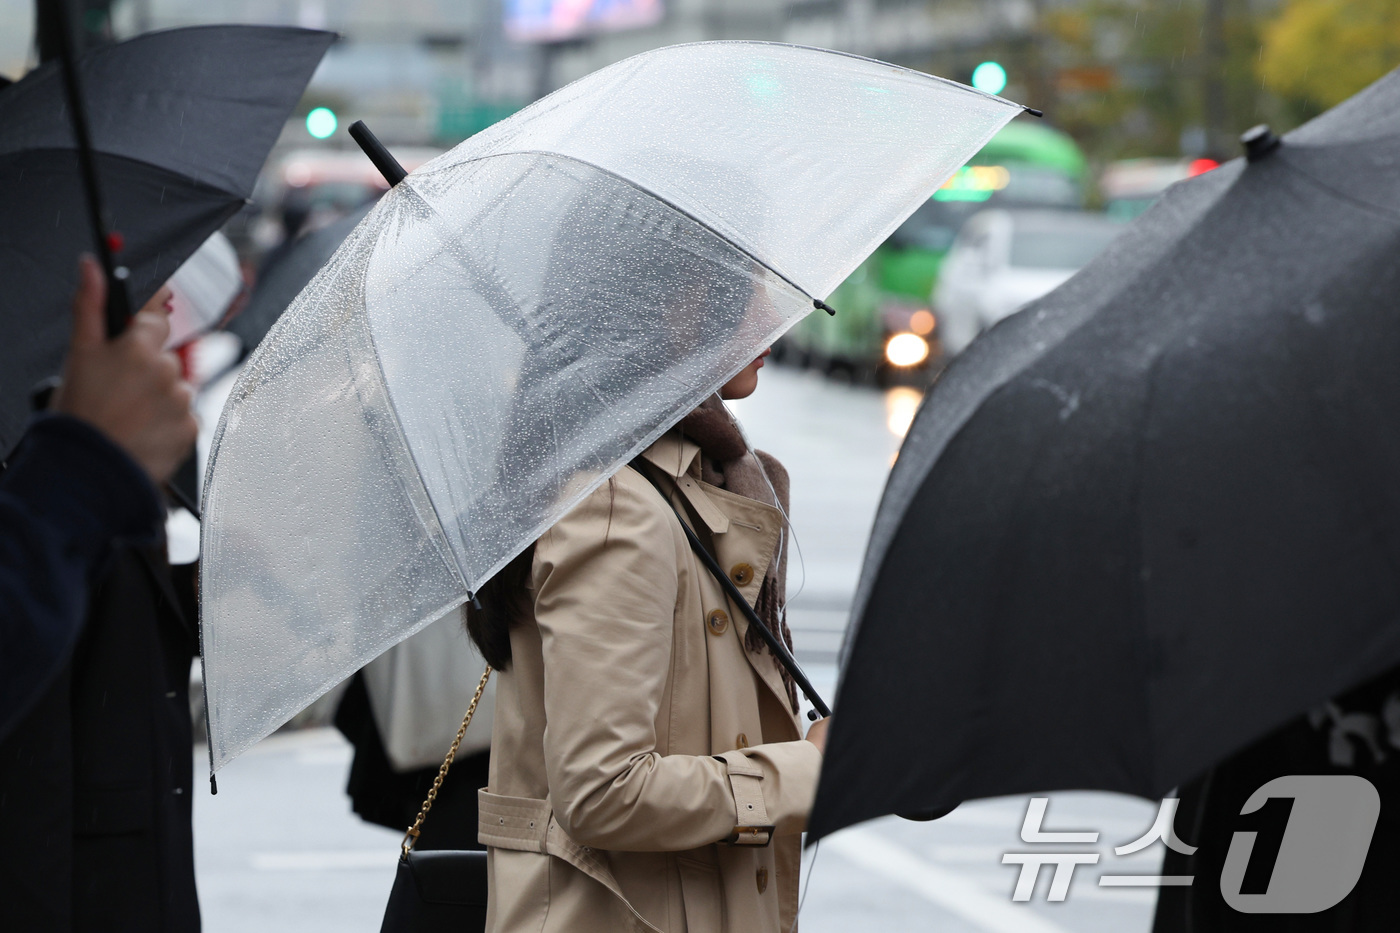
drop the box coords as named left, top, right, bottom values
left=971, top=61, right=1008, bottom=96
left=306, top=107, right=338, bottom=139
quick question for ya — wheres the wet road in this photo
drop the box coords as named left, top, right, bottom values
left=195, top=365, right=1164, bottom=932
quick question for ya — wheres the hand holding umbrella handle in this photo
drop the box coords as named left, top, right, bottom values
left=52, top=257, right=198, bottom=487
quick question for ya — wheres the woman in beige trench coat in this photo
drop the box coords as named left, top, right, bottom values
left=468, top=350, right=827, bottom=933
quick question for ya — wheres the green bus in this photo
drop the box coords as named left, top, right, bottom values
left=778, top=119, right=1087, bottom=383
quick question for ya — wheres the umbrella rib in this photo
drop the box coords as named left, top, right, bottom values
left=1280, top=157, right=1400, bottom=222
left=1128, top=347, right=1170, bottom=793
left=347, top=152, right=824, bottom=595
left=394, top=177, right=546, bottom=352
left=313, top=227, right=472, bottom=599
left=7, top=146, right=243, bottom=198
left=415, top=149, right=822, bottom=308
left=392, top=153, right=815, bottom=395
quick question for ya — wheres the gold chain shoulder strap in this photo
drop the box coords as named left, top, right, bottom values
left=401, top=664, right=493, bottom=857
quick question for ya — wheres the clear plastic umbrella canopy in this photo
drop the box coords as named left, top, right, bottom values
left=200, top=41, right=1022, bottom=770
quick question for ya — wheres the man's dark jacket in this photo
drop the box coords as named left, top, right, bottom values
left=1, top=415, right=163, bottom=734
left=1153, top=666, right=1400, bottom=932
left=0, top=416, right=201, bottom=931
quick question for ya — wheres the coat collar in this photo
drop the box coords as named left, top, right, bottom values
left=639, top=431, right=702, bottom=481
left=640, top=433, right=730, bottom=534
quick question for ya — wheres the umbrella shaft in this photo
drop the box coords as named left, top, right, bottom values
left=51, top=0, right=131, bottom=337
left=166, top=482, right=202, bottom=520
left=674, top=505, right=832, bottom=719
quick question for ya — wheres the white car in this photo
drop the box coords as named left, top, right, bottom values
left=933, top=208, right=1125, bottom=356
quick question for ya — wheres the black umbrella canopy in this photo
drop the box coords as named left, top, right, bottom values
left=0, top=24, right=334, bottom=454
left=227, top=202, right=372, bottom=355
left=811, top=68, right=1400, bottom=841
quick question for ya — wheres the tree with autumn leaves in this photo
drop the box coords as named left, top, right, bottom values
left=982, top=0, right=1395, bottom=165
left=1033, top=0, right=1271, bottom=163
left=1260, top=0, right=1400, bottom=120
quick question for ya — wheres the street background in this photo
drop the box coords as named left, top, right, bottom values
left=4, top=0, right=1395, bottom=929
left=3, top=0, right=1383, bottom=165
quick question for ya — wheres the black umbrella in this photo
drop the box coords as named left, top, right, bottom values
left=227, top=202, right=372, bottom=355
left=810, top=69, right=1400, bottom=840
left=0, top=23, right=334, bottom=454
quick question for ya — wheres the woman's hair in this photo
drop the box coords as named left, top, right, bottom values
left=464, top=543, right=534, bottom=670
left=465, top=473, right=627, bottom=669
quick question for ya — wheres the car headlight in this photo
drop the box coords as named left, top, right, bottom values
left=885, top=333, right=930, bottom=368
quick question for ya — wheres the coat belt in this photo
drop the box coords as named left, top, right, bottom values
left=478, top=789, right=664, bottom=933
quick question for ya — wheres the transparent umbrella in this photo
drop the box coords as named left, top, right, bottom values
left=199, top=41, right=1024, bottom=771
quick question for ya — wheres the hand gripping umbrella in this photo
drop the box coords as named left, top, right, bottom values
left=810, top=68, right=1400, bottom=840
left=0, top=23, right=334, bottom=454
left=198, top=41, right=1026, bottom=773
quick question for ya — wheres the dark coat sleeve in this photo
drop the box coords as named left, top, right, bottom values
left=0, top=414, right=164, bottom=739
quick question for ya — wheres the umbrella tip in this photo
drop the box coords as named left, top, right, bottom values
left=1241, top=124, right=1282, bottom=162
left=814, top=299, right=837, bottom=316
left=349, top=120, right=408, bottom=187
left=209, top=773, right=218, bottom=795
left=1023, top=107, right=1045, bottom=118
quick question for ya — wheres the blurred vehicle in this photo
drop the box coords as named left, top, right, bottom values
left=933, top=208, right=1125, bottom=356
left=1101, top=156, right=1220, bottom=221
left=779, top=120, right=1087, bottom=383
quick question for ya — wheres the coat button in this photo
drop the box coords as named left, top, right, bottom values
left=730, top=562, right=754, bottom=586
left=736, top=733, right=749, bottom=749
left=706, top=609, right=729, bottom=635
left=756, top=867, right=768, bottom=894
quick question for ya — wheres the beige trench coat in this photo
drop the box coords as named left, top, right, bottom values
left=479, top=430, right=821, bottom=933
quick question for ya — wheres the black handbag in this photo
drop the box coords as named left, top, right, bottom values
left=381, top=849, right=488, bottom=931
left=380, top=665, right=493, bottom=933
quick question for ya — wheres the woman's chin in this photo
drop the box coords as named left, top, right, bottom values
left=721, top=373, right=759, bottom=400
